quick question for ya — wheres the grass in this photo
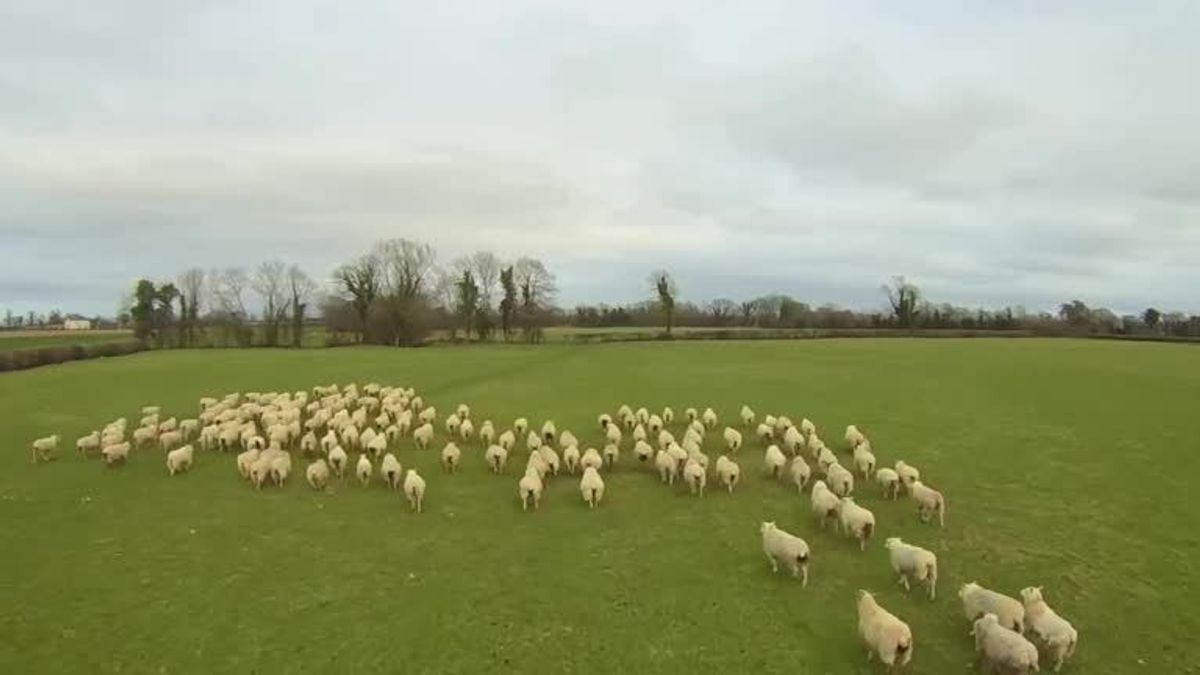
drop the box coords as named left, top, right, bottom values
left=1, top=339, right=1196, bottom=674
left=0, top=329, right=134, bottom=351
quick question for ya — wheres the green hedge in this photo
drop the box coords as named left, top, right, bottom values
left=0, top=340, right=146, bottom=372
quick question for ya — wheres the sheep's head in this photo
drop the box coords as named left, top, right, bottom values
left=884, top=537, right=902, bottom=550
left=1020, top=587, right=1044, bottom=605
left=958, top=582, right=979, bottom=598
left=760, top=521, right=776, bottom=534
left=856, top=589, right=876, bottom=609
left=972, top=613, right=1000, bottom=635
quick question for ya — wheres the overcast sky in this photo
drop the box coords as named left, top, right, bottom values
left=3, top=1, right=1198, bottom=317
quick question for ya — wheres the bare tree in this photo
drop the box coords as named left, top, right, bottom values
left=882, top=276, right=921, bottom=328
left=513, top=257, right=557, bottom=342
left=253, top=260, right=288, bottom=346
left=707, top=298, right=737, bottom=326
left=739, top=300, right=757, bottom=326
left=455, top=270, right=480, bottom=340
left=334, top=254, right=381, bottom=343
left=468, top=251, right=502, bottom=308
left=287, top=265, right=318, bottom=347
left=177, top=268, right=204, bottom=347
left=649, top=270, right=677, bottom=335
left=374, top=239, right=437, bottom=345
left=210, top=267, right=251, bottom=345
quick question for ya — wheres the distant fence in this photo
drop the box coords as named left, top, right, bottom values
left=0, top=340, right=147, bottom=372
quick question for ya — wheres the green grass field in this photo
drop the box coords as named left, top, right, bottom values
left=2, top=339, right=1196, bottom=673
left=0, top=329, right=134, bottom=352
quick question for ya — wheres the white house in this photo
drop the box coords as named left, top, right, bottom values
left=63, top=319, right=92, bottom=331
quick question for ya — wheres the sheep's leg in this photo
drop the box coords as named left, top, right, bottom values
left=900, top=575, right=911, bottom=592
left=765, top=552, right=778, bottom=574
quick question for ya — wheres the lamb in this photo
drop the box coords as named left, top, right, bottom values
left=810, top=480, right=841, bottom=529
left=381, top=453, right=403, bottom=489
left=601, top=443, right=619, bottom=468
left=579, top=466, right=605, bottom=507
left=459, top=418, right=475, bottom=443
left=701, top=407, right=717, bottom=429
left=76, top=431, right=101, bottom=458
left=655, top=450, right=678, bottom=485
left=740, top=405, right=755, bottom=427
left=838, top=498, right=875, bottom=551
left=562, top=444, right=581, bottom=473
left=972, top=613, right=1040, bottom=675
left=895, top=460, right=921, bottom=492
left=413, top=423, right=434, bottom=450
left=845, top=424, right=867, bottom=450
left=876, top=468, right=902, bottom=499
left=403, top=469, right=426, bottom=513
left=479, top=420, right=495, bottom=446
left=498, top=429, right=516, bottom=451
left=513, top=417, right=529, bottom=436
left=306, top=459, right=331, bottom=491
left=686, top=456, right=700, bottom=494
left=909, top=481, right=946, bottom=527
left=715, top=455, right=740, bottom=493
left=166, top=445, right=194, bottom=476
left=441, top=442, right=462, bottom=473
left=826, top=462, right=855, bottom=497
left=598, top=412, right=613, bottom=430
left=790, top=455, right=812, bottom=493
left=853, top=444, right=877, bottom=479
left=356, top=453, right=373, bottom=486
left=764, top=444, right=787, bottom=479
left=723, top=427, right=743, bottom=453
left=959, top=583, right=1025, bottom=635
left=856, top=590, right=913, bottom=671
left=485, top=444, right=509, bottom=474
left=760, top=522, right=809, bottom=586
left=101, top=441, right=131, bottom=466
left=1020, top=587, right=1078, bottom=672
left=581, top=447, right=604, bottom=472
left=31, top=434, right=59, bottom=463
left=633, top=440, right=654, bottom=464
left=328, top=445, right=348, bottom=478
left=782, top=425, right=804, bottom=455
left=605, top=423, right=623, bottom=447
left=662, top=407, right=674, bottom=425
left=518, top=468, right=543, bottom=511
left=538, top=446, right=560, bottom=475
left=886, top=537, right=939, bottom=600
left=541, top=420, right=557, bottom=444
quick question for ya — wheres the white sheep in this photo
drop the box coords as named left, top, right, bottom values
left=76, top=431, right=101, bottom=458
left=320, top=430, right=339, bottom=454
left=701, top=407, right=717, bottom=429
left=498, top=429, right=516, bottom=451
left=158, top=417, right=178, bottom=434
left=632, top=423, right=648, bottom=444
left=755, top=423, right=773, bottom=443
left=101, top=441, right=130, bottom=466
left=838, top=497, right=875, bottom=551
left=441, top=442, right=462, bottom=473
left=740, top=405, right=755, bottom=427
left=972, top=613, right=1040, bottom=675
left=237, top=448, right=260, bottom=479
left=328, top=445, right=348, bottom=478
left=895, top=460, right=920, bottom=492
left=179, top=419, right=200, bottom=440
left=790, top=455, right=812, bottom=493
left=518, top=468, right=543, bottom=511
left=540, top=420, right=557, bottom=444
left=459, top=418, right=475, bottom=443
left=605, top=423, right=623, bottom=448
left=562, top=444, right=581, bottom=473
left=581, top=447, right=604, bottom=472
left=657, top=429, right=675, bottom=451
left=538, top=446, right=560, bottom=475
left=616, top=404, right=633, bottom=423
left=1021, top=587, right=1078, bottom=672
left=306, top=458, right=331, bottom=490
left=356, top=453, right=373, bottom=486
left=456, top=403, right=470, bottom=420
left=959, top=583, right=1025, bottom=634
left=485, top=444, right=508, bottom=474
left=633, top=440, right=654, bottom=464
left=826, top=462, right=855, bottom=497
left=909, top=481, right=946, bottom=527
left=158, top=430, right=184, bottom=452
left=775, top=416, right=793, bottom=436
left=580, top=466, right=605, bottom=507
left=525, top=452, right=548, bottom=481
left=648, top=414, right=664, bottom=435
left=764, top=444, right=787, bottom=479
left=479, top=420, right=495, bottom=446
left=799, top=418, right=816, bottom=439
left=381, top=453, right=403, bottom=489
left=598, top=413, right=613, bottom=430
left=886, top=537, right=939, bottom=600
left=856, top=590, right=913, bottom=670
left=366, top=433, right=388, bottom=460
left=845, top=424, right=867, bottom=450
left=715, top=455, right=740, bottom=493
left=661, top=407, right=674, bottom=425
left=141, top=405, right=161, bottom=417
left=559, top=430, right=578, bottom=450
left=166, top=445, right=194, bottom=476
left=513, top=417, right=528, bottom=436
left=602, top=443, right=619, bottom=468
left=269, top=452, right=292, bottom=487
left=655, top=450, right=678, bottom=485
left=300, top=431, right=319, bottom=456
left=445, top=413, right=461, bottom=436
left=635, top=407, right=650, bottom=425
left=413, top=423, right=434, bottom=450
left=760, top=522, right=809, bottom=586
left=723, top=427, right=743, bottom=453
left=526, top=431, right=542, bottom=453
left=418, top=406, right=437, bottom=425
left=403, top=469, right=426, bottom=513
left=816, top=445, right=838, bottom=473
left=810, top=480, right=841, bottom=529
left=683, top=459, right=706, bottom=497
left=666, top=442, right=688, bottom=471
left=853, top=444, right=876, bottom=479
left=31, top=434, right=59, bottom=463
left=782, top=425, right=804, bottom=455
left=876, top=468, right=901, bottom=499
left=684, top=407, right=698, bottom=423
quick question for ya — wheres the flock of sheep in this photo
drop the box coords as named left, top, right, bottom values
left=31, top=383, right=1078, bottom=673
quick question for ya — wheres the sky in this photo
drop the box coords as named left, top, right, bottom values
left=2, top=1, right=1199, bottom=317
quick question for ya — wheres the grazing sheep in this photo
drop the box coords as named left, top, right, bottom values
left=826, top=462, right=855, bottom=497
left=581, top=447, right=604, bottom=472
left=605, top=423, right=623, bottom=448
left=602, top=443, right=619, bottom=468
left=845, top=424, right=867, bottom=450
left=559, top=430, right=578, bottom=450
left=538, top=446, right=561, bottom=475
left=764, top=444, right=787, bottom=479
left=662, top=407, right=674, bottom=425
left=895, top=460, right=920, bottom=492
left=598, top=413, right=613, bottom=430
left=856, top=590, right=913, bottom=671
left=755, top=422, right=773, bottom=443
left=518, top=468, right=543, bottom=511
left=723, top=427, right=743, bottom=453
left=683, top=459, right=706, bottom=496
left=799, top=418, right=816, bottom=439
left=328, top=445, right=348, bottom=478
left=76, top=431, right=101, bottom=458
left=760, top=522, right=809, bottom=586
left=838, top=498, right=875, bottom=551
left=166, top=445, right=194, bottom=476
left=648, top=414, right=664, bottom=435
left=701, top=407, right=717, bottom=430
left=479, top=420, right=496, bottom=446
left=909, top=481, right=946, bottom=527
left=655, top=450, right=678, bottom=485
left=810, top=480, right=841, bottom=529
left=456, top=403, right=470, bottom=420
left=31, top=434, right=59, bottom=463
left=459, top=418, right=475, bottom=443
left=775, top=416, right=794, bottom=436
left=356, top=454, right=373, bottom=486
left=381, top=453, right=403, bottom=489
left=441, top=442, right=462, bottom=473
left=1020, top=587, right=1078, bottom=672
left=715, top=455, right=740, bottom=493
left=541, top=420, right=557, bottom=445
left=413, top=423, right=434, bottom=450
left=579, top=466, right=605, bottom=507
left=633, top=440, right=654, bottom=464
left=684, top=407, right=698, bottom=423
left=782, top=426, right=804, bottom=455
left=498, top=430, right=516, bottom=451
left=853, top=444, right=877, bottom=479
left=514, top=418, right=529, bottom=436
left=876, top=468, right=902, bottom=499
left=562, top=444, right=581, bottom=473
left=101, top=441, right=131, bottom=466
left=306, top=459, right=331, bottom=490
left=972, top=613, right=1040, bottom=675
left=959, top=583, right=1025, bottom=635
left=886, top=537, right=939, bottom=600
left=740, top=405, right=755, bottom=427
left=632, top=423, right=648, bottom=444
left=790, top=455, right=812, bottom=493
left=485, top=444, right=509, bottom=474
left=403, top=470, right=426, bottom=513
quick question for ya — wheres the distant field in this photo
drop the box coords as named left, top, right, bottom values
left=0, top=329, right=134, bottom=351
left=2, top=339, right=1197, bottom=672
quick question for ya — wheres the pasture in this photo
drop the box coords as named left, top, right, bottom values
left=1, top=339, right=1196, bottom=673
left=0, top=329, right=134, bottom=352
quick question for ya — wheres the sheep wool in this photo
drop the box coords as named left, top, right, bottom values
left=760, top=522, right=809, bottom=586
left=875, top=468, right=902, bottom=500
left=838, top=498, right=875, bottom=551
left=442, top=442, right=462, bottom=473
left=790, top=455, right=812, bottom=493
left=909, top=481, right=946, bottom=527
left=973, top=613, right=1040, bottom=675
left=959, top=583, right=1025, bottom=635
left=518, top=468, right=544, bottom=511
left=381, top=453, right=403, bottom=489
left=810, top=480, right=841, bottom=529
left=715, top=455, right=740, bottom=493
left=886, top=537, right=939, bottom=600
left=166, top=445, right=194, bottom=476
left=485, top=444, right=509, bottom=474
left=654, top=450, right=678, bottom=485
left=403, top=470, right=426, bottom=513
left=1020, top=587, right=1078, bottom=672
left=562, top=444, right=581, bottom=473
left=683, top=459, right=706, bottom=497
left=764, top=444, right=787, bottom=479
left=856, top=591, right=913, bottom=670
left=306, top=459, right=331, bottom=491
left=356, top=453, right=373, bottom=487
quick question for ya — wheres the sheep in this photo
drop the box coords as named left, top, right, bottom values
left=790, top=455, right=812, bottom=493
left=559, top=430, right=578, bottom=450
left=630, top=440, right=652, bottom=464
left=764, top=444, right=787, bottom=479
left=810, top=480, right=841, bottom=529
left=701, top=407, right=717, bottom=429
left=782, top=425, right=804, bottom=455
left=689, top=419, right=706, bottom=438
left=513, top=417, right=529, bottom=436
left=853, top=444, right=876, bottom=479
left=479, top=420, right=495, bottom=446
left=158, top=430, right=185, bottom=453
left=320, top=429, right=339, bottom=454
left=101, top=441, right=131, bottom=466
left=605, top=423, right=623, bottom=448
left=886, top=537, right=938, bottom=600
left=518, top=468, right=543, bottom=511
left=269, top=452, right=292, bottom=487
left=647, top=414, right=664, bottom=435
left=856, top=590, right=913, bottom=671
left=657, top=429, right=675, bottom=451
left=635, top=407, right=650, bottom=425
left=76, top=431, right=101, bottom=458
left=166, top=445, right=194, bottom=476
left=444, top=413, right=461, bottom=436
left=806, top=434, right=827, bottom=460
left=972, top=613, right=1040, bottom=675
left=602, top=443, right=619, bottom=468
left=140, top=413, right=159, bottom=428
left=31, top=434, right=59, bottom=463
left=366, top=433, right=388, bottom=460
left=456, top=403, right=470, bottom=420
left=306, top=459, right=331, bottom=491
left=381, top=453, right=403, bottom=489
left=459, top=418, right=475, bottom=443
left=838, top=497, right=875, bottom=551
left=498, top=429, right=516, bottom=451
left=684, top=407, right=698, bottom=423
left=403, top=470, right=426, bottom=513
left=632, top=423, right=648, bottom=444
left=775, top=416, right=793, bottom=435
left=541, top=420, right=557, bottom=445
left=816, top=445, right=838, bottom=473
left=654, top=450, right=678, bottom=485
left=715, top=455, right=740, bottom=493
left=562, top=444, right=581, bottom=473
left=328, top=445, right=348, bottom=478
left=525, top=452, right=548, bottom=481
left=906, top=481, right=945, bottom=526
left=581, top=447, right=604, bottom=472
left=441, top=442, right=462, bottom=473
left=579, top=466, right=605, bottom=507
left=355, top=454, right=373, bottom=486
left=845, top=424, right=867, bottom=450
left=485, top=444, right=509, bottom=474
left=340, top=425, right=360, bottom=451
left=799, top=417, right=816, bottom=439
left=826, top=462, right=855, bottom=497
left=237, top=448, right=260, bottom=479
left=876, top=468, right=902, bottom=499
left=179, top=419, right=200, bottom=440
left=141, top=405, right=161, bottom=417
left=1020, top=587, right=1078, bottom=672
left=760, top=522, right=809, bottom=586
left=300, top=430, right=319, bottom=456
left=616, top=403, right=633, bottom=422
left=598, top=412, right=613, bottom=430
left=662, top=407, right=674, bottom=425
left=723, top=427, right=743, bottom=454
left=418, top=406, right=437, bottom=425
left=538, top=446, right=561, bottom=475
left=666, top=442, right=688, bottom=471
left=755, top=423, right=774, bottom=443
left=959, top=583, right=1025, bottom=635
left=683, top=459, right=706, bottom=496
left=687, top=446, right=710, bottom=471
left=158, top=417, right=179, bottom=434
left=413, top=423, right=434, bottom=450
left=740, top=405, right=755, bottom=427
left=895, top=460, right=920, bottom=492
